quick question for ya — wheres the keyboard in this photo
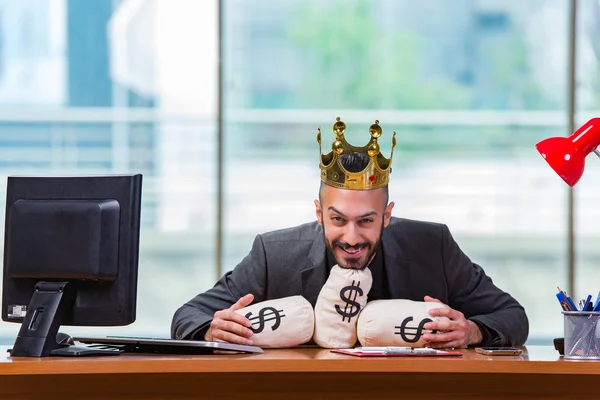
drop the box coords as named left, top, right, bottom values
left=73, top=335, right=264, bottom=355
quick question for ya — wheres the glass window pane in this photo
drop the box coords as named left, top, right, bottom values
left=223, top=0, right=568, bottom=343
left=574, top=1, right=600, bottom=310
left=0, top=0, right=218, bottom=343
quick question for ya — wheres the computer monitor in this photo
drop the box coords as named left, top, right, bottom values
left=1, top=174, right=142, bottom=357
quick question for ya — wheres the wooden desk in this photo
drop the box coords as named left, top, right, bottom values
left=0, top=345, right=597, bottom=399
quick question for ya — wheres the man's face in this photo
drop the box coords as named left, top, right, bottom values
left=315, top=185, right=394, bottom=270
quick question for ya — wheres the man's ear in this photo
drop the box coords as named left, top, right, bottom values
left=314, top=199, right=323, bottom=226
left=383, top=201, right=395, bottom=227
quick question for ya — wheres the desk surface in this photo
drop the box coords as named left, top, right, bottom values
left=0, top=344, right=589, bottom=375
left=0, top=345, right=597, bottom=400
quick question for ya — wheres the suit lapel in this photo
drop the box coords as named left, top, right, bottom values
left=381, top=230, right=415, bottom=300
left=301, top=227, right=327, bottom=307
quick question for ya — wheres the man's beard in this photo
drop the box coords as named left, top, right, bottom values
left=323, top=224, right=383, bottom=270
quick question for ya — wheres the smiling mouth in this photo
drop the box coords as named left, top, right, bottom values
left=338, top=245, right=367, bottom=258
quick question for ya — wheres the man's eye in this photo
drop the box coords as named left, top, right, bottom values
left=360, top=219, right=373, bottom=224
left=331, top=216, right=344, bottom=222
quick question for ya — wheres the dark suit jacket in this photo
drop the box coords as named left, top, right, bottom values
left=171, top=217, right=529, bottom=346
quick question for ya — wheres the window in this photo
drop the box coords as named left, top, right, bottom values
left=0, top=0, right=585, bottom=346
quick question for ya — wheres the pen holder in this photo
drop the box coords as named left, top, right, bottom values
left=563, top=311, right=600, bottom=360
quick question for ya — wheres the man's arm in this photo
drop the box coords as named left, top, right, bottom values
left=441, top=224, right=529, bottom=346
left=170, top=234, right=268, bottom=340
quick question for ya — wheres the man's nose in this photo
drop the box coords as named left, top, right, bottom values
left=343, top=223, right=361, bottom=245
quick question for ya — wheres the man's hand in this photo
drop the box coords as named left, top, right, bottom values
left=205, top=294, right=255, bottom=345
left=421, top=295, right=483, bottom=349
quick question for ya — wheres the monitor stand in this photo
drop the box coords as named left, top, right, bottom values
left=9, top=281, right=120, bottom=357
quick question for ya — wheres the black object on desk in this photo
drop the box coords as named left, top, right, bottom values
left=74, top=335, right=264, bottom=355
left=2, top=175, right=143, bottom=357
left=554, top=337, right=564, bottom=355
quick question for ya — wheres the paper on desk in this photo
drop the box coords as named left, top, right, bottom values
left=331, top=347, right=463, bottom=357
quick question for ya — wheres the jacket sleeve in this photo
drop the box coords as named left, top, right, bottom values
left=170, top=234, right=268, bottom=340
left=440, top=224, right=529, bottom=346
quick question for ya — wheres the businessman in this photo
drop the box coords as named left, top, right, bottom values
left=171, top=117, right=529, bottom=349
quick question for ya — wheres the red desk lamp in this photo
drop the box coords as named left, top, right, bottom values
left=536, top=117, right=600, bottom=186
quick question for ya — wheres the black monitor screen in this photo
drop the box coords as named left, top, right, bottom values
left=1, top=174, right=142, bottom=356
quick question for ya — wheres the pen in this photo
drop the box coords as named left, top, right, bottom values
left=385, top=348, right=438, bottom=355
left=355, top=346, right=412, bottom=351
left=561, top=288, right=578, bottom=311
left=583, top=295, right=592, bottom=311
left=556, top=291, right=573, bottom=311
left=592, top=291, right=600, bottom=311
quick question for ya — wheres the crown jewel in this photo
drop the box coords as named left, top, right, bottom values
left=317, top=117, right=396, bottom=190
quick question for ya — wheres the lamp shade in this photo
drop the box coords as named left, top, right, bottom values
left=535, top=117, right=600, bottom=187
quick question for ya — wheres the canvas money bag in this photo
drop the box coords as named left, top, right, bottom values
left=356, top=299, right=449, bottom=347
left=235, top=295, right=314, bottom=348
left=313, top=265, right=373, bottom=348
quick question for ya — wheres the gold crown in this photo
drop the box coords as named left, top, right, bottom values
left=317, top=117, right=396, bottom=190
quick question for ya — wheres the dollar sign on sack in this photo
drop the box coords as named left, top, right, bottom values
left=394, top=317, right=434, bottom=343
left=245, top=307, right=285, bottom=334
left=335, top=280, right=363, bottom=323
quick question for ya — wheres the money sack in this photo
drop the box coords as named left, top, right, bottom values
left=356, top=299, right=449, bottom=348
left=313, top=265, right=373, bottom=348
left=235, top=295, right=314, bottom=348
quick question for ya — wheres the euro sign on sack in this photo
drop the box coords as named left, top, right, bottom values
left=356, top=299, right=449, bottom=347
left=395, top=316, right=432, bottom=343
left=313, top=265, right=372, bottom=349
left=236, top=295, right=314, bottom=348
